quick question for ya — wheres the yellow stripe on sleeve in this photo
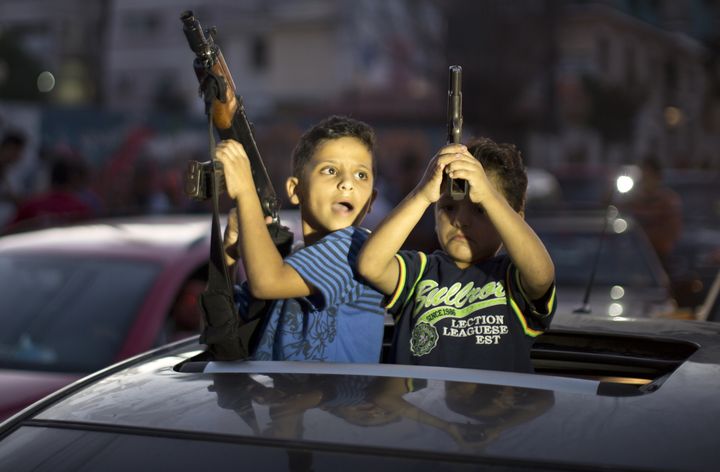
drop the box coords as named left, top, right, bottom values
left=545, top=285, right=557, bottom=314
left=509, top=297, right=544, bottom=337
left=402, top=251, right=427, bottom=308
left=385, top=254, right=407, bottom=310
left=506, top=265, right=544, bottom=337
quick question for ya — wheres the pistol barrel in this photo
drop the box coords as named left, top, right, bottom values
left=446, top=65, right=466, bottom=199
left=447, top=65, right=463, bottom=144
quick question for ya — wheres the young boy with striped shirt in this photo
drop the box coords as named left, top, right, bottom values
left=216, top=116, right=384, bottom=362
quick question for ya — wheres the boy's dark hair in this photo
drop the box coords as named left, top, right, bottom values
left=291, top=115, right=375, bottom=177
left=467, top=137, right=527, bottom=212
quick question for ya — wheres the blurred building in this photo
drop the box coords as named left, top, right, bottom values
left=2, top=0, right=719, bottom=171
left=0, top=0, right=109, bottom=105
left=442, top=0, right=720, bottom=170
left=103, top=0, right=444, bottom=119
left=527, top=1, right=719, bottom=170
left=1, top=0, right=443, bottom=118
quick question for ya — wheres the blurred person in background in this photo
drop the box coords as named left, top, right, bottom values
left=4, top=154, right=96, bottom=232
left=0, top=130, right=27, bottom=227
left=130, top=158, right=172, bottom=214
left=623, top=156, right=682, bottom=270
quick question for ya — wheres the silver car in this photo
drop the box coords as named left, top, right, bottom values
left=1, top=313, right=719, bottom=471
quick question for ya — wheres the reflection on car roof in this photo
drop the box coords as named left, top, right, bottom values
left=200, top=360, right=599, bottom=395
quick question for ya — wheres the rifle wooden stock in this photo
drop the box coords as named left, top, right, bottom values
left=207, top=50, right=238, bottom=130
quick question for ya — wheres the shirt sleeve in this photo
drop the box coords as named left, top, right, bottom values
left=385, top=250, right=427, bottom=321
left=505, top=262, right=556, bottom=336
left=284, top=226, right=367, bottom=309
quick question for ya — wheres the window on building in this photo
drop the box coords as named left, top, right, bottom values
left=153, top=74, right=187, bottom=114
left=625, top=45, right=636, bottom=87
left=596, top=36, right=609, bottom=74
left=116, top=76, right=134, bottom=101
left=123, top=11, right=162, bottom=37
left=664, top=60, right=678, bottom=102
left=250, top=35, right=268, bottom=71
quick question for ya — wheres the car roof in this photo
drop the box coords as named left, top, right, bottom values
left=0, top=211, right=302, bottom=261
left=0, top=214, right=212, bottom=259
left=4, top=315, right=719, bottom=471
left=526, top=210, right=637, bottom=231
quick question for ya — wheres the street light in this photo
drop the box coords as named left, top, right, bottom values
left=616, top=175, right=634, bottom=194
left=574, top=170, right=635, bottom=315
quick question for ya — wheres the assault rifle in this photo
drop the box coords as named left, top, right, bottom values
left=181, top=10, right=292, bottom=360
left=181, top=11, right=281, bottom=222
left=445, top=65, right=466, bottom=200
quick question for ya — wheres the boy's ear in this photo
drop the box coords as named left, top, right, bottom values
left=286, top=176, right=300, bottom=205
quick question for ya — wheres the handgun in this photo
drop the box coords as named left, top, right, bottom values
left=446, top=65, right=466, bottom=200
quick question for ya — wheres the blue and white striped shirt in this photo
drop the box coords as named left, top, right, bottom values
left=236, top=226, right=385, bottom=363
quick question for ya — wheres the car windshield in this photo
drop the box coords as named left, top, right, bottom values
left=537, top=229, right=659, bottom=287
left=0, top=254, right=160, bottom=373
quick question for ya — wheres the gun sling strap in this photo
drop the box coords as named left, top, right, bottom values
left=197, top=99, right=293, bottom=361
left=198, top=104, right=250, bottom=361
left=182, top=11, right=293, bottom=362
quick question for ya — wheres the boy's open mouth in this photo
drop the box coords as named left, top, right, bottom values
left=332, top=201, right=354, bottom=213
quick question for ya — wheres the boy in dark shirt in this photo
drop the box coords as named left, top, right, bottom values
left=358, top=138, right=556, bottom=372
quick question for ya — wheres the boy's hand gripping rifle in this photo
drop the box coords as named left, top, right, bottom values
left=181, top=10, right=292, bottom=360
left=445, top=65, right=467, bottom=200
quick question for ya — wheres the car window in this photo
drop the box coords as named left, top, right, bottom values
left=158, top=276, right=206, bottom=344
left=0, top=255, right=159, bottom=373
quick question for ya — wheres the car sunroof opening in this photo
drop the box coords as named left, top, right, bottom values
left=531, top=331, right=698, bottom=392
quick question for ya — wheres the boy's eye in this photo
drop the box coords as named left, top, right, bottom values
left=321, top=167, right=337, bottom=175
left=355, top=171, right=369, bottom=180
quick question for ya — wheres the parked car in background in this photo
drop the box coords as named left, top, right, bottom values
left=1, top=313, right=719, bottom=471
left=0, top=214, right=212, bottom=421
left=527, top=210, right=677, bottom=318
left=0, top=211, right=301, bottom=421
left=524, top=167, right=562, bottom=213
left=548, top=164, right=615, bottom=211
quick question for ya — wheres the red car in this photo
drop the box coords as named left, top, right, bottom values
left=0, top=212, right=300, bottom=421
